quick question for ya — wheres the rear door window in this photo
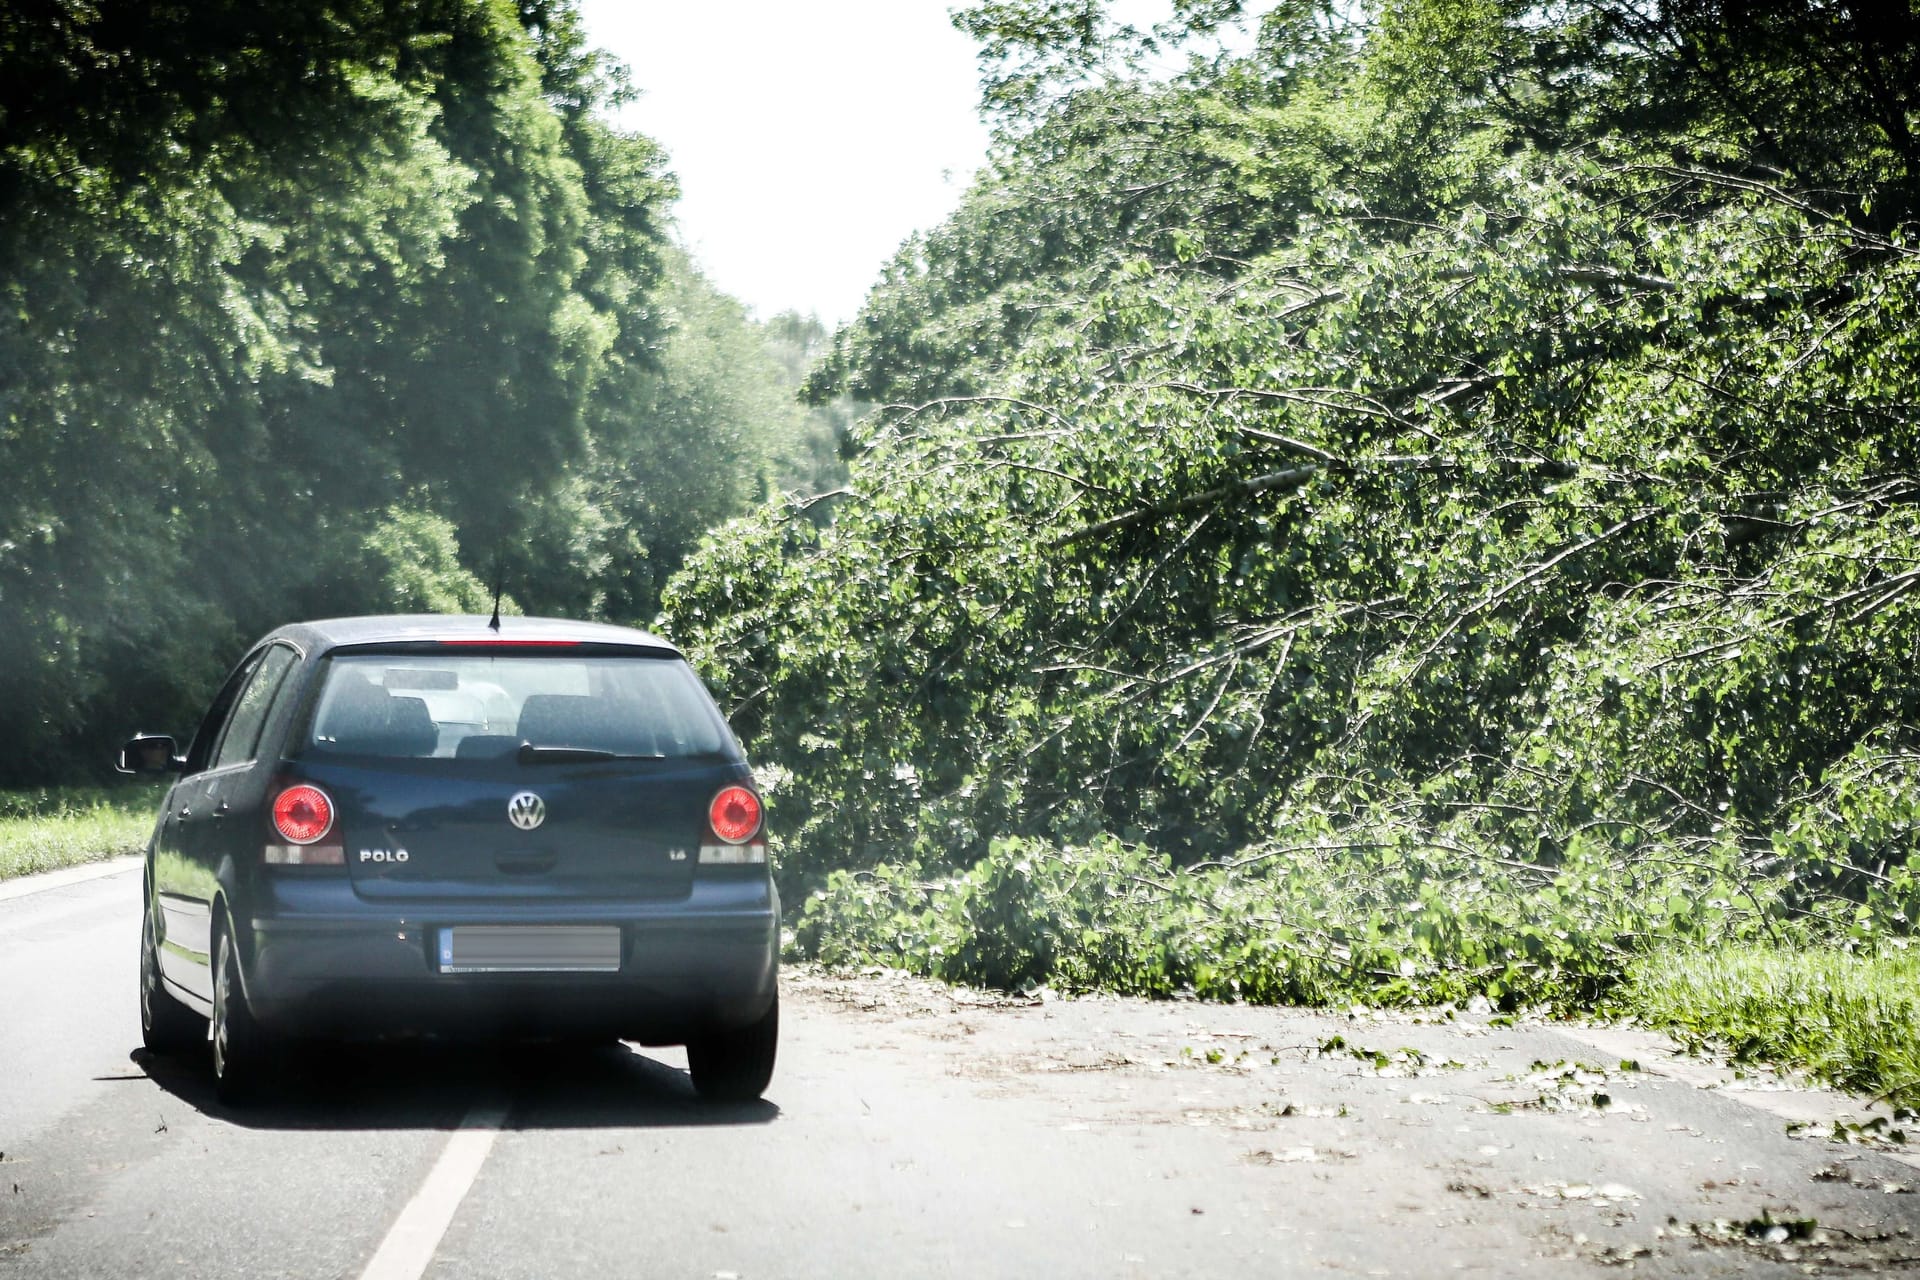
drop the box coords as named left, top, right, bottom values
left=209, top=645, right=298, bottom=770
left=300, top=653, right=734, bottom=761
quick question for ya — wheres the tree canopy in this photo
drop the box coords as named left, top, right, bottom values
left=669, top=0, right=1920, bottom=1000
left=0, top=0, right=833, bottom=782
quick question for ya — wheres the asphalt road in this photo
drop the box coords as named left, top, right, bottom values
left=4, top=862, right=1919, bottom=1278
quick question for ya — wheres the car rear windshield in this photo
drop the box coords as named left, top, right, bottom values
left=297, top=653, right=736, bottom=761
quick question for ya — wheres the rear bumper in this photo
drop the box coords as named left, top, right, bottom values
left=240, top=874, right=779, bottom=1044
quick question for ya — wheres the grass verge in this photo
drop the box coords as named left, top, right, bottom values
left=0, top=785, right=162, bottom=880
left=1625, top=945, right=1920, bottom=1108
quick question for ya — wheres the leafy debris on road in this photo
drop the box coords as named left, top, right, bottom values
left=1787, top=1112, right=1913, bottom=1148
left=1245, top=1146, right=1355, bottom=1165
left=1812, top=1162, right=1913, bottom=1194
left=1483, top=1059, right=1648, bottom=1116
left=1671, top=1210, right=1920, bottom=1270
left=1514, top=1180, right=1641, bottom=1204
left=1540, top=1225, right=1654, bottom=1268
left=1312, top=1035, right=1467, bottom=1077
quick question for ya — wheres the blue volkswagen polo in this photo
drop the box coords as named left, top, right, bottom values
left=119, top=615, right=779, bottom=1104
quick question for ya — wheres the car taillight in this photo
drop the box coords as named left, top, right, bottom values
left=266, top=783, right=344, bottom=865
left=700, top=785, right=766, bottom=865
left=272, top=785, right=334, bottom=844
left=708, top=786, right=761, bottom=843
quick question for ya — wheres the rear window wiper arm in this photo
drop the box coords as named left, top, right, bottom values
left=516, top=744, right=665, bottom=764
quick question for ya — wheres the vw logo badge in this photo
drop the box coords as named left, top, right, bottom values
left=506, top=791, right=546, bottom=831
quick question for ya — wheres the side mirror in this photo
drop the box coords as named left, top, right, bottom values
left=118, top=734, right=183, bottom=775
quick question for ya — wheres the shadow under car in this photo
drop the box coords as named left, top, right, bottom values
left=130, top=1038, right=782, bottom=1132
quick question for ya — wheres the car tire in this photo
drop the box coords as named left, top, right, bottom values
left=211, top=920, right=273, bottom=1105
left=687, top=992, right=778, bottom=1102
left=140, top=889, right=205, bottom=1056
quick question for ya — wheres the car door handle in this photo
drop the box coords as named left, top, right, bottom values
left=176, top=806, right=192, bottom=821
left=211, top=802, right=231, bottom=821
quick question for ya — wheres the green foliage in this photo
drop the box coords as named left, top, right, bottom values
left=1628, top=946, right=1920, bottom=1106
left=682, top=164, right=1920, bottom=891
left=760, top=312, right=859, bottom=503
left=352, top=507, right=501, bottom=615
left=0, top=784, right=163, bottom=879
left=673, top=0, right=1920, bottom=1018
left=0, top=0, right=799, bottom=782
left=513, top=256, right=842, bottom=626
left=794, top=807, right=1906, bottom=1011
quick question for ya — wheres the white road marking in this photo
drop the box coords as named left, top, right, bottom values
left=0, top=855, right=140, bottom=903
left=359, top=1099, right=511, bottom=1280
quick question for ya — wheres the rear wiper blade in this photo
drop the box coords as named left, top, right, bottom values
left=516, top=744, right=665, bottom=764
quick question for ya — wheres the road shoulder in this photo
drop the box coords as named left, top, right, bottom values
left=0, top=854, right=141, bottom=903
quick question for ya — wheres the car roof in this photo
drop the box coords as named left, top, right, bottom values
left=267, top=615, right=682, bottom=656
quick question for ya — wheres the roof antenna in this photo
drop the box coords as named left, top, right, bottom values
left=488, top=557, right=503, bottom=632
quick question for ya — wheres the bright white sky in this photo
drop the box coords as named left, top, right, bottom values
left=577, top=1, right=1245, bottom=326
left=578, top=1, right=994, bottom=326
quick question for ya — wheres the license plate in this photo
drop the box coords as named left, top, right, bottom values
left=437, top=926, right=621, bottom=973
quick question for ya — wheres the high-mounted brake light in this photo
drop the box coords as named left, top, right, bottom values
left=707, top=786, right=762, bottom=844
left=438, top=640, right=582, bottom=647
left=272, top=784, right=334, bottom=844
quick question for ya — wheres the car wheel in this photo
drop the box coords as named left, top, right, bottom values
left=140, top=891, right=205, bottom=1056
left=211, top=920, right=273, bottom=1105
left=687, top=993, right=778, bottom=1102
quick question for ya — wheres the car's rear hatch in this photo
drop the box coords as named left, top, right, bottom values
left=287, top=645, right=746, bottom=904
left=295, top=755, right=735, bottom=902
